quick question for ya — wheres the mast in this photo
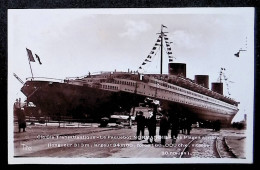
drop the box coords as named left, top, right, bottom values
left=159, top=25, right=168, bottom=74
left=160, top=25, right=163, bottom=75
left=139, top=25, right=168, bottom=74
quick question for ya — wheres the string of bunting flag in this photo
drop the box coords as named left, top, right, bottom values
left=163, top=33, right=175, bottom=62
left=138, top=25, right=175, bottom=71
left=138, top=35, right=161, bottom=70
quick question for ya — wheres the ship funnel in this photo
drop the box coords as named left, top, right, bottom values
left=195, top=75, right=209, bottom=89
left=168, top=63, right=186, bottom=77
left=211, top=82, right=223, bottom=95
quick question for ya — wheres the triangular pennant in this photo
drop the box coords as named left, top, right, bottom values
left=145, top=59, right=151, bottom=62
left=157, top=39, right=161, bottom=42
left=139, top=66, right=142, bottom=69
left=150, top=51, right=154, bottom=54
left=152, top=47, right=156, bottom=50
left=155, top=43, right=160, bottom=46
left=166, top=44, right=170, bottom=47
left=147, top=55, right=152, bottom=59
left=168, top=52, right=172, bottom=54
left=165, top=38, right=169, bottom=40
left=167, top=48, right=171, bottom=50
left=142, top=62, right=146, bottom=65
left=169, top=59, right=173, bottom=62
left=35, top=54, right=42, bottom=65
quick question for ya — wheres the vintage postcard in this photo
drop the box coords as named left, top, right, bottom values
left=8, top=8, right=254, bottom=164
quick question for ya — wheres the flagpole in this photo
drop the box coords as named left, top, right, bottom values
left=27, top=51, right=34, bottom=79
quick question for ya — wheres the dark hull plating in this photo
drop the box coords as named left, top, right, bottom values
left=21, top=81, right=146, bottom=120
left=21, top=80, right=236, bottom=126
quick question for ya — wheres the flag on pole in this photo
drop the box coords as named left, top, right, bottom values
left=35, top=54, right=42, bottom=65
left=26, top=48, right=35, bottom=62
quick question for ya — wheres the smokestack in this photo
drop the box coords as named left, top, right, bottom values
left=168, top=63, right=186, bottom=77
left=211, top=82, right=223, bottom=95
left=195, top=75, right=209, bottom=88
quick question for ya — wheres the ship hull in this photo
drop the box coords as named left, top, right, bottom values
left=158, top=99, right=236, bottom=127
left=21, top=80, right=237, bottom=126
left=21, top=81, right=146, bottom=121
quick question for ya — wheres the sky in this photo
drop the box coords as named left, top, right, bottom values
left=8, top=8, right=254, bottom=123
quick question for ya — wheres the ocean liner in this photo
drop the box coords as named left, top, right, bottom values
left=20, top=25, right=239, bottom=126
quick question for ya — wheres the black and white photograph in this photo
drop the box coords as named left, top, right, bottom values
left=8, top=8, right=254, bottom=164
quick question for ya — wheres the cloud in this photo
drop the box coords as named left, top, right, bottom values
left=119, top=20, right=151, bottom=40
left=170, top=30, right=202, bottom=50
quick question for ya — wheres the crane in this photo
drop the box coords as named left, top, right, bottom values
left=234, top=36, right=247, bottom=57
left=234, top=49, right=247, bottom=57
left=217, top=68, right=234, bottom=96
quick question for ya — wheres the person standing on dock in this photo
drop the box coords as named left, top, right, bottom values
left=128, top=115, right=132, bottom=129
left=213, top=120, right=221, bottom=131
left=180, top=117, right=187, bottom=134
left=17, top=108, right=26, bottom=132
left=135, top=111, right=145, bottom=140
left=185, top=117, right=192, bottom=135
left=169, top=112, right=180, bottom=144
left=147, top=105, right=157, bottom=144
left=159, top=110, right=169, bottom=145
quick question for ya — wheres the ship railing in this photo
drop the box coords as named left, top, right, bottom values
left=150, top=76, right=237, bottom=105
left=174, top=76, right=237, bottom=103
left=149, top=74, right=235, bottom=102
left=66, top=70, right=141, bottom=80
left=65, top=75, right=89, bottom=80
left=26, top=77, right=65, bottom=83
left=178, top=76, right=237, bottom=103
